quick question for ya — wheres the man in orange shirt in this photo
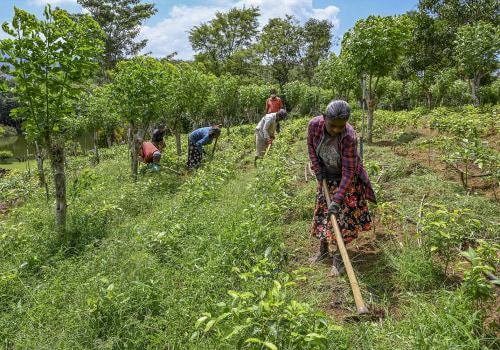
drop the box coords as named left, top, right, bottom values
left=266, top=88, right=284, bottom=113
left=139, top=142, right=161, bottom=164
left=266, top=88, right=284, bottom=134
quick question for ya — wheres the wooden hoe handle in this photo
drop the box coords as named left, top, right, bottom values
left=211, top=137, right=218, bottom=159
left=322, top=178, right=369, bottom=315
left=264, top=142, right=272, bottom=157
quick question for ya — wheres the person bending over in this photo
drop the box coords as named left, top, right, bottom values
left=254, top=108, right=287, bottom=167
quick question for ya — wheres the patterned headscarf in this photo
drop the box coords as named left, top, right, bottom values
left=324, top=100, right=350, bottom=121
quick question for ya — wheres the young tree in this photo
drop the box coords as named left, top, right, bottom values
left=314, top=53, right=357, bottom=101
left=301, top=18, right=335, bottom=86
left=166, top=63, right=213, bottom=155
left=189, top=6, right=260, bottom=76
left=402, top=11, right=452, bottom=110
left=209, top=73, right=239, bottom=135
left=0, top=5, right=104, bottom=236
left=341, top=15, right=410, bottom=143
left=377, top=76, right=404, bottom=111
left=0, top=76, right=22, bottom=130
left=454, top=21, right=500, bottom=107
left=77, top=0, right=157, bottom=73
left=80, top=85, right=120, bottom=162
left=429, top=68, right=458, bottom=106
left=255, top=15, right=303, bottom=87
left=111, top=57, right=174, bottom=178
left=239, top=84, right=274, bottom=122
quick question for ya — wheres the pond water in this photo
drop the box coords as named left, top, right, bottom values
left=0, top=133, right=95, bottom=160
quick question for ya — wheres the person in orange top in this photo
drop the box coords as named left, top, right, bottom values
left=139, top=142, right=161, bottom=164
left=266, top=88, right=284, bottom=134
left=266, top=88, right=284, bottom=113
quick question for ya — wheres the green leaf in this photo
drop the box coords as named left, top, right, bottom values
left=195, top=316, right=209, bottom=329
left=264, top=246, right=272, bottom=258
left=204, top=319, right=217, bottom=332
left=446, top=314, right=474, bottom=340
left=224, top=325, right=249, bottom=339
left=244, top=338, right=278, bottom=350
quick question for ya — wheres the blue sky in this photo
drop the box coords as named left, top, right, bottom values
left=0, top=0, right=418, bottom=60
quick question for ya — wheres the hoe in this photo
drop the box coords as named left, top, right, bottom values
left=264, top=142, right=272, bottom=157
left=322, top=178, right=369, bottom=317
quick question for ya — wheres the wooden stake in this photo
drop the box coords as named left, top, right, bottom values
left=416, top=194, right=426, bottom=247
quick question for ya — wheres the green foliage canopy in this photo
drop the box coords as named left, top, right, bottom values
left=454, top=21, right=500, bottom=107
left=77, top=0, right=158, bottom=72
left=0, top=5, right=104, bottom=145
left=189, top=6, right=260, bottom=76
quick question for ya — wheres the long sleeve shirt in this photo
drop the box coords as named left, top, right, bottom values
left=189, top=127, right=213, bottom=153
left=307, top=115, right=377, bottom=204
left=256, top=113, right=278, bottom=141
left=139, top=142, right=159, bottom=164
left=151, top=128, right=165, bottom=143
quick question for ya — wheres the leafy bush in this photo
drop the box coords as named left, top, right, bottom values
left=0, top=150, right=13, bottom=160
left=456, top=240, right=500, bottom=303
left=418, top=205, right=482, bottom=273
left=194, top=257, right=334, bottom=349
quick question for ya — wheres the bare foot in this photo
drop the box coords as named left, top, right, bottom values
left=308, top=250, right=331, bottom=264
left=330, top=252, right=344, bottom=277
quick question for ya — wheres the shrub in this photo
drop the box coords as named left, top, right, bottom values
left=0, top=150, right=13, bottom=160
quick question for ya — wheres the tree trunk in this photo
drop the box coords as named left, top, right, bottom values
left=471, top=78, right=480, bottom=108
left=34, top=140, right=49, bottom=202
left=224, top=115, right=230, bottom=137
left=107, top=135, right=113, bottom=148
left=49, top=142, right=67, bottom=236
left=73, top=140, right=78, bottom=157
left=130, top=129, right=142, bottom=180
left=175, top=131, right=183, bottom=156
left=93, top=130, right=100, bottom=163
left=425, top=91, right=432, bottom=110
left=365, top=97, right=378, bottom=144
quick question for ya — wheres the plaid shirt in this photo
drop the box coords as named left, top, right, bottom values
left=307, top=116, right=377, bottom=204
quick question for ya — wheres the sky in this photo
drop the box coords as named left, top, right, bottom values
left=0, top=0, right=419, bottom=61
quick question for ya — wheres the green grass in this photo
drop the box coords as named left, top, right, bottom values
left=1, top=117, right=499, bottom=349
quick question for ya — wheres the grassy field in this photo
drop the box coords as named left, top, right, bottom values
left=0, top=111, right=499, bottom=349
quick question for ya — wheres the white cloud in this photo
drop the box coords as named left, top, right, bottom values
left=140, top=5, right=226, bottom=61
left=139, top=0, right=339, bottom=61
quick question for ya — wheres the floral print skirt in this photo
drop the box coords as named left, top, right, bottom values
left=187, top=139, right=203, bottom=169
left=311, top=177, right=372, bottom=245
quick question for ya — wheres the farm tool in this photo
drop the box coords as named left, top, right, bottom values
left=264, top=142, right=272, bottom=157
left=211, top=137, right=218, bottom=159
left=322, top=178, right=369, bottom=317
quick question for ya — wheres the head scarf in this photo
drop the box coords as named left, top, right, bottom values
left=276, top=108, right=287, bottom=120
left=153, top=151, right=161, bottom=163
left=209, top=125, right=221, bottom=136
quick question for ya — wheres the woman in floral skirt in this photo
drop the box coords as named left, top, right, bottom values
left=307, top=100, right=377, bottom=276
